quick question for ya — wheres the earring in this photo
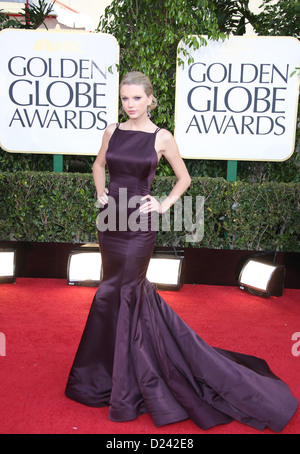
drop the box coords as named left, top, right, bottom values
left=147, top=106, right=151, bottom=118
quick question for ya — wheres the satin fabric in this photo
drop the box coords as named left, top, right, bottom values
left=65, top=125, right=298, bottom=432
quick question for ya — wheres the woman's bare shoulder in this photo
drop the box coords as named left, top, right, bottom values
left=105, top=122, right=118, bottom=137
left=157, top=128, right=176, bottom=146
left=158, top=127, right=174, bottom=138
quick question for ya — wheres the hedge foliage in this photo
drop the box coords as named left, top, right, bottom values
left=0, top=171, right=299, bottom=252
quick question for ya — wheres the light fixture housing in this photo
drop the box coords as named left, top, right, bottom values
left=0, top=248, right=17, bottom=283
left=146, top=249, right=184, bottom=291
left=238, top=258, right=285, bottom=297
left=67, top=246, right=184, bottom=290
left=67, top=244, right=102, bottom=286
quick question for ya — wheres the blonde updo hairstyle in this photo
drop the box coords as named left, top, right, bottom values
left=120, top=71, right=158, bottom=111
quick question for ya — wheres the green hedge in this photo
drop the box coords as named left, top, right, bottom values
left=0, top=171, right=299, bottom=252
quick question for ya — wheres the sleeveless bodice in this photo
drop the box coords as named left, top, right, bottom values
left=106, top=126, right=159, bottom=197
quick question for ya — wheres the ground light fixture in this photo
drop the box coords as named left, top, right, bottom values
left=67, top=245, right=184, bottom=290
left=0, top=248, right=17, bottom=283
left=146, top=249, right=184, bottom=291
left=67, top=244, right=102, bottom=286
left=238, top=257, right=285, bottom=298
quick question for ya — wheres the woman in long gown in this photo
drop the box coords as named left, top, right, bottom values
left=65, top=71, right=298, bottom=432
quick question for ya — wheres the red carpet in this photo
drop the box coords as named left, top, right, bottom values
left=0, top=278, right=299, bottom=435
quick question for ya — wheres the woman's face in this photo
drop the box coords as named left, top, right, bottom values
left=120, top=84, right=153, bottom=120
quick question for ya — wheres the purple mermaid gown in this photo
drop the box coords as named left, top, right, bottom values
left=65, top=125, right=298, bottom=432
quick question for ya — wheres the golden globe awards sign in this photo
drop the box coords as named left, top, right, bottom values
left=175, top=36, right=300, bottom=161
left=0, top=29, right=119, bottom=155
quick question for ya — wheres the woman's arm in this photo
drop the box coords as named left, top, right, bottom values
left=92, top=123, right=116, bottom=205
left=157, top=129, right=191, bottom=213
left=141, top=129, right=191, bottom=214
